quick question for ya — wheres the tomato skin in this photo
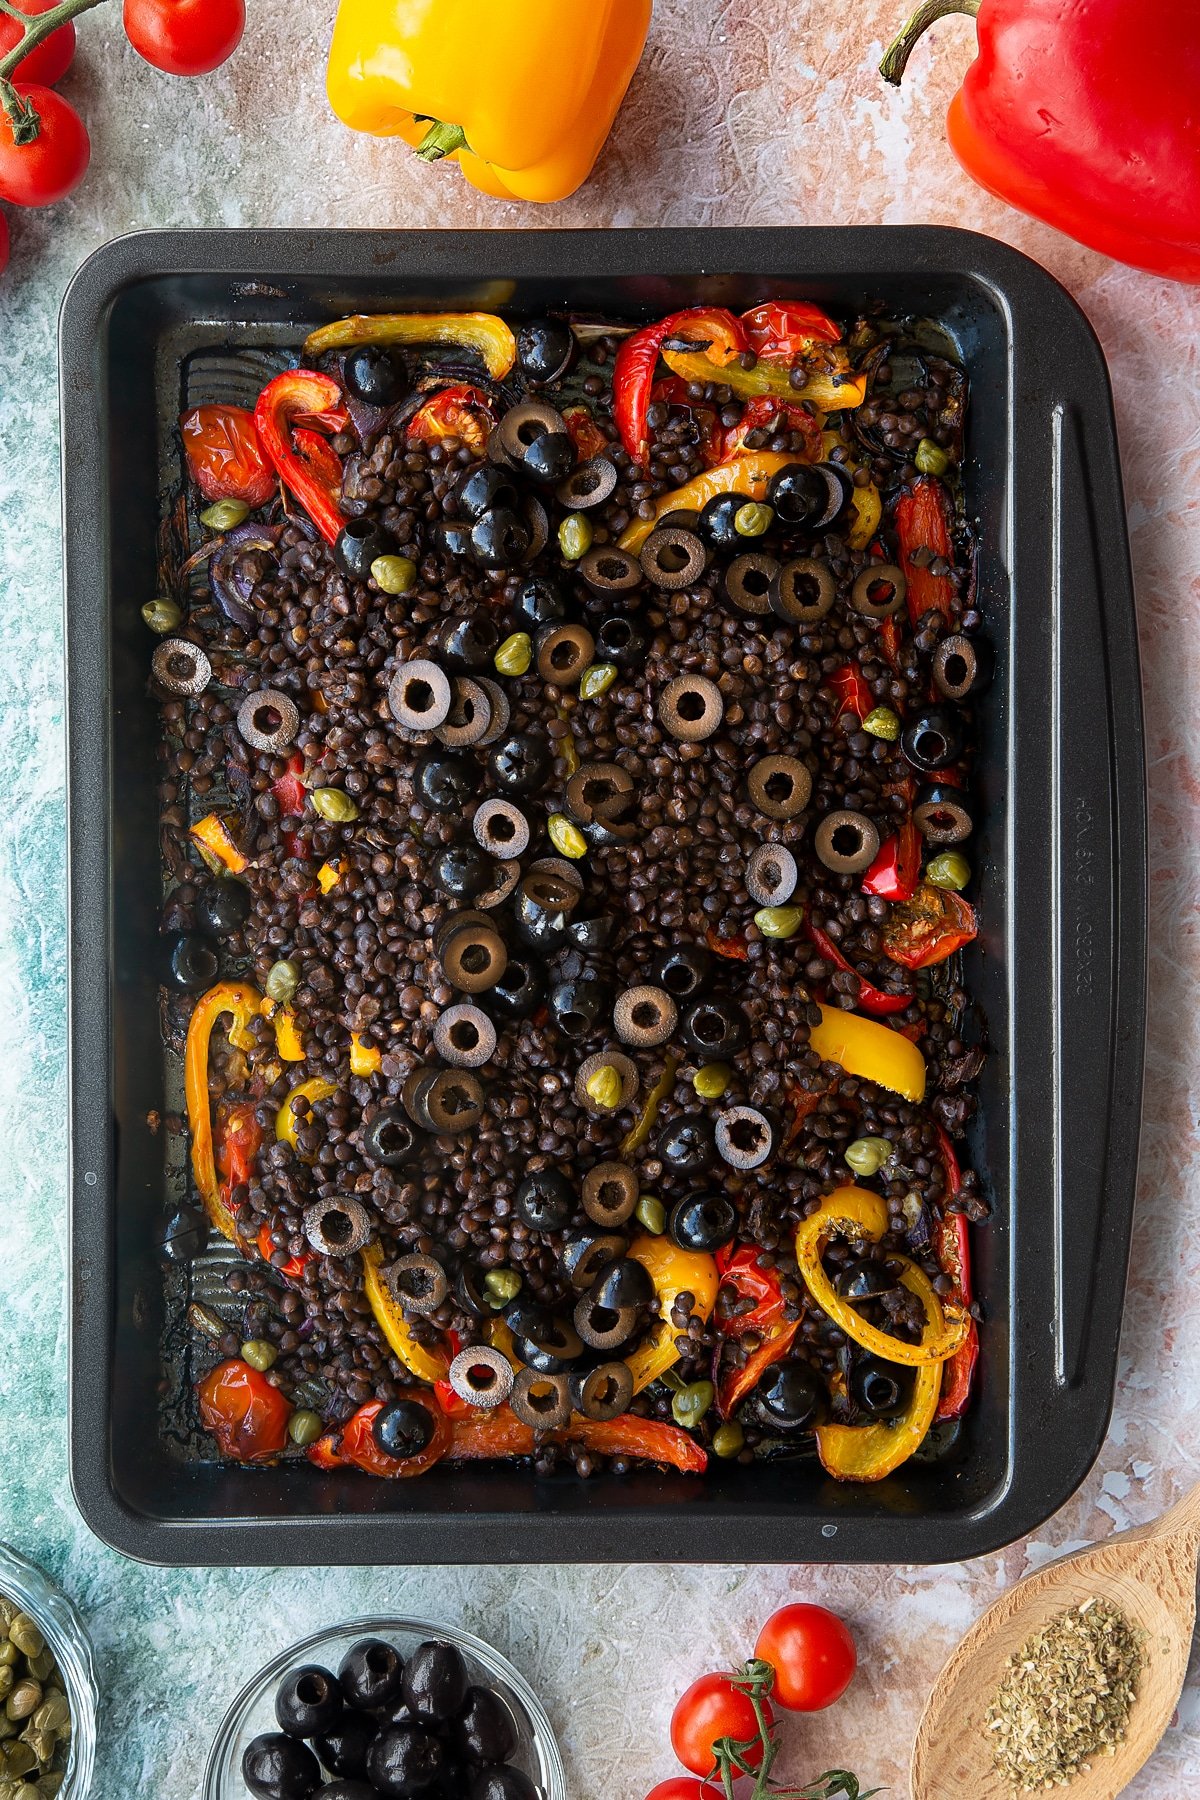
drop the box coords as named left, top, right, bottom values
left=181, top=404, right=275, bottom=506
left=882, top=882, right=978, bottom=970
left=123, top=0, right=245, bottom=76
left=0, top=86, right=90, bottom=208
left=644, top=1782, right=721, bottom=1800
left=754, top=1604, right=857, bottom=1712
left=197, top=1360, right=292, bottom=1462
left=670, top=1673, right=771, bottom=1776
left=0, top=0, right=75, bottom=87
left=740, top=301, right=841, bottom=360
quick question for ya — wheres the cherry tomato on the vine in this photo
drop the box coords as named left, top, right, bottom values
left=0, top=86, right=90, bottom=207
left=670, top=1673, right=772, bottom=1778
left=754, top=1604, right=857, bottom=1712
left=0, top=0, right=76, bottom=87
left=644, top=1782, right=721, bottom=1800
left=123, top=0, right=245, bottom=77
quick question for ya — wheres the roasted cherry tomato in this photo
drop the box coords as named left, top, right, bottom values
left=317, top=1396, right=451, bottom=1479
left=215, top=1101, right=262, bottom=1209
left=754, top=1604, right=857, bottom=1712
left=740, top=301, right=841, bottom=360
left=407, top=383, right=494, bottom=450
left=123, top=0, right=245, bottom=76
left=0, top=0, right=75, bottom=86
left=197, top=1359, right=291, bottom=1462
left=670, top=1673, right=772, bottom=1777
left=882, top=882, right=978, bottom=969
left=181, top=404, right=275, bottom=507
left=0, top=85, right=89, bottom=208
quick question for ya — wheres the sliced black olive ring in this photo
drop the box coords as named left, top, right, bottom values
left=850, top=562, right=907, bottom=618
left=565, top=761, right=634, bottom=825
left=521, top=492, right=551, bottom=562
left=562, top=1230, right=627, bottom=1290
left=536, top=623, right=595, bottom=687
left=746, top=841, right=799, bottom=906
left=578, top=546, right=642, bottom=592
left=507, top=1304, right=585, bottom=1371
left=361, top=1106, right=418, bottom=1166
left=434, top=909, right=492, bottom=955
left=237, top=687, right=299, bottom=752
left=556, top=456, right=618, bottom=510
left=901, top=708, right=963, bottom=773
left=440, top=922, right=508, bottom=994
left=527, top=855, right=585, bottom=897
left=581, top=1160, right=640, bottom=1228
left=574, top=1050, right=639, bottom=1114
left=723, top=552, right=780, bottom=616
left=510, top=1368, right=573, bottom=1430
left=383, top=1252, right=450, bottom=1315
left=570, top=1361, right=634, bottom=1422
left=651, top=940, right=714, bottom=1001
left=714, top=1105, right=775, bottom=1171
left=422, top=1070, right=485, bottom=1134
left=658, top=673, right=725, bottom=743
left=432, top=1002, right=497, bottom=1069
left=747, top=754, right=813, bottom=820
left=497, top=398, right=566, bottom=463
left=814, top=809, right=881, bottom=874
left=436, top=676, right=493, bottom=748
left=913, top=784, right=973, bottom=844
left=594, top=613, right=647, bottom=667
left=448, top=1345, right=515, bottom=1410
left=474, top=677, right=511, bottom=745
left=584, top=791, right=640, bottom=846
left=770, top=557, right=836, bottom=624
left=612, top=984, right=678, bottom=1048
left=475, top=860, right=521, bottom=910
left=302, top=1197, right=373, bottom=1257
left=388, top=658, right=453, bottom=733
left=640, top=526, right=708, bottom=590
left=152, top=638, right=211, bottom=696
left=933, top=632, right=991, bottom=701
left=473, top=796, right=530, bottom=860
left=573, top=1291, right=638, bottom=1352
left=680, top=996, right=750, bottom=1061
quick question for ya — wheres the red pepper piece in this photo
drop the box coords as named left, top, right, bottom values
left=719, top=393, right=823, bottom=464
left=806, top=921, right=912, bottom=1017
left=828, top=661, right=874, bottom=722
left=715, top=1245, right=786, bottom=1337
left=291, top=426, right=346, bottom=495
left=254, top=370, right=346, bottom=545
left=198, top=1360, right=292, bottom=1462
left=739, top=301, right=841, bottom=359
left=878, top=614, right=904, bottom=675
left=569, top=1414, right=707, bottom=1474
left=934, top=1125, right=978, bottom=1420
left=612, top=307, right=746, bottom=465
left=895, top=476, right=956, bottom=624
left=272, top=751, right=308, bottom=819
left=256, top=1222, right=310, bottom=1281
left=705, top=927, right=749, bottom=962
left=861, top=818, right=922, bottom=904
left=215, top=1101, right=262, bottom=1210
left=407, top=383, right=495, bottom=451
left=717, top=1320, right=800, bottom=1420
left=784, top=1080, right=830, bottom=1146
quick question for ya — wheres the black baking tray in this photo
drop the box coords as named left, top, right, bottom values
left=62, top=227, right=1145, bottom=1566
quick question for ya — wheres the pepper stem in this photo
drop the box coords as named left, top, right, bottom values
left=414, top=118, right=468, bottom=163
left=879, top=0, right=981, bottom=85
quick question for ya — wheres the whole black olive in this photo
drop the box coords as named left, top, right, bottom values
left=849, top=1354, right=912, bottom=1419
left=680, top=995, right=750, bottom=1061
left=590, top=1256, right=655, bottom=1310
left=344, top=345, right=407, bottom=407
left=594, top=614, right=647, bottom=668
left=668, top=1191, right=738, bottom=1253
left=275, top=1666, right=344, bottom=1738
left=452, top=1686, right=517, bottom=1766
left=401, top=1641, right=468, bottom=1724
left=549, top=976, right=609, bottom=1040
left=505, top=1304, right=583, bottom=1372
left=242, top=1732, right=321, bottom=1800
left=650, top=941, right=714, bottom=1002
left=336, top=518, right=397, bottom=582
left=510, top=572, right=569, bottom=632
left=515, top=1168, right=575, bottom=1232
left=338, top=1637, right=407, bottom=1712
left=517, top=430, right=577, bottom=485
left=312, top=1782, right=378, bottom=1800
left=428, top=611, right=501, bottom=673
left=900, top=708, right=963, bottom=774
left=470, top=508, right=530, bottom=569
left=469, top=1766, right=539, bottom=1800
left=430, top=841, right=494, bottom=900
left=765, top=462, right=830, bottom=527
left=164, top=930, right=219, bottom=991
left=487, top=731, right=553, bottom=795
left=361, top=1107, right=419, bottom=1167
left=314, top=1714, right=378, bottom=1781
left=756, top=1359, right=826, bottom=1430
left=195, top=877, right=251, bottom=938
left=655, top=1111, right=716, bottom=1176
left=414, top=752, right=477, bottom=814
left=454, top=463, right=520, bottom=522
left=483, top=955, right=546, bottom=1020
left=835, top=1258, right=897, bottom=1301
left=157, top=1202, right=208, bottom=1263
left=373, top=1400, right=436, bottom=1460
left=698, top=491, right=755, bottom=550
left=367, top=1723, right=444, bottom=1798
left=566, top=914, right=618, bottom=952
left=516, top=317, right=574, bottom=384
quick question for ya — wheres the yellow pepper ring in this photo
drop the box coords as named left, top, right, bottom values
left=361, top=1244, right=449, bottom=1386
left=808, top=1004, right=927, bottom=1103
left=816, top=1361, right=942, bottom=1483
left=624, top=1234, right=719, bottom=1394
left=275, top=1078, right=338, bottom=1156
left=184, top=981, right=263, bottom=1244
left=659, top=344, right=869, bottom=415
left=617, top=454, right=797, bottom=555
left=303, top=312, right=517, bottom=379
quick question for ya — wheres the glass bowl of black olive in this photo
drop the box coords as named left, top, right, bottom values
left=203, top=1617, right=566, bottom=1800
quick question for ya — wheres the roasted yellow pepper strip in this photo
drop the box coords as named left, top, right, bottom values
left=808, top=1004, right=927, bottom=1102
left=618, top=454, right=796, bottom=555
left=275, top=1078, right=337, bottom=1155
left=350, top=1033, right=382, bottom=1077
left=304, top=311, right=517, bottom=379
left=362, top=1243, right=450, bottom=1385
left=190, top=814, right=248, bottom=874
left=846, top=481, right=882, bottom=551
left=661, top=344, right=869, bottom=414
left=619, top=1054, right=678, bottom=1157
left=261, top=998, right=304, bottom=1062
left=317, top=859, right=343, bottom=894
left=624, top=1233, right=719, bottom=1394
left=184, top=981, right=263, bottom=1243
left=817, top=1359, right=942, bottom=1482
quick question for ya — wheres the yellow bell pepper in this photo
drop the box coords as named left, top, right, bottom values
left=846, top=481, right=882, bottom=551
left=808, top=1004, right=927, bottom=1103
left=795, top=1188, right=970, bottom=1368
left=317, top=858, right=343, bottom=895
left=660, top=345, right=869, bottom=415
left=304, top=312, right=517, bottom=379
left=361, top=1243, right=450, bottom=1385
left=184, top=981, right=263, bottom=1242
left=190, top=814, right=248, bottom=875
left=624, top=1234, right=719, bottom=1393
left=350, top=1032, right=382, bottom=1077
left=619, top=1054, right=678, bottom=1157
left=261, top=998, right=305, bottom=1062
left=275, top=1077, right=338, bottom=1155
left=325, top=0, right=652, bottom=204
left=618, top=454, right=796, bottom=555
left=817, top=1359, right=942, bottom=1482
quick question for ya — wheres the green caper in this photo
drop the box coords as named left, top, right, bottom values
left=844, top=1136, right=892, bottom=1178
left=754, top=905, right=804, bottom=940
left=926, top=850, right=970, bottom=891
left=265, top=959, right=301, bottom=1004
left=30, top=1695, right=67, bottom=1740
left=5, top=1685, right=39, bottom=1725
left=5, top=1623, right=39, bottom=1664
left=734, top=502, right=773, bottom=538
left=19, top=1660, right=49, bottom=1691
left=287, top=1409, right=323, bottom=1448
left=37, top=1774, right=64, bottom=1799
left=584, top=1064, right=623, bottom=1110
left=862, top=706, right=901, bottom=741
left=0, top=1676, right=11, bottom=1706
left=671, top=1380, right=715, bottom=1429
left=17, top=1731, right=51, bottom=1769
left=635, top=1193, right=666, bottom=1235
left=692, top=1062, right=732, bottom=1101
left=579, top=662, right=618, bottom=701
left=199, top=498, right=250, bottom=531
left=483, top=1268, right=523, bottom=1307
left=141, top=598, right=183, bottom=635
left=548, top=813, right=587, bottom=859
left=712, top=1421, right=745, bottom=1459
left=558, top=511, right=593, bottom=561
left=188, top=1301, right=226, bottom=1340
left=494, top=632, right=532, bottom=677
left=1, top=1744, right=36, bottom=1778
left=915, top=438, right=950, bottom=476
left=370, top=554, right=417, bottom=595
left=310, top=787, right=359, bottom=823
left=0, top=1650, right=15, bottom=1672
left=241, top=1339, right=278, bottom=1373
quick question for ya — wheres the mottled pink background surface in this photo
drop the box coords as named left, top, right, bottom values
left=1, top=3, right=1198, bottom=1795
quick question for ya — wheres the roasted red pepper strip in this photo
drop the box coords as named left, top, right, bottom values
left=861, top=819, right=922, bottom=904
left=740, top=300, right=841, bottom=359
left=828, top=662, right=874, bottom=722
left=895, top=476, right=956, bottom=624
left=717, top=1320, right=800, bottom=1420
left=447, top=1405, right=707, bottom=1473
left=216, top=1101, right=263, bottom=1209
left=934, top=1126, right=978, bottom=1421
left=719, top=393, right=823, bottom=464
left=882, top=882, right=978, bottom=969
left=785, top=1080, right=829, bottom=1146
left=272, top=751, right=308, bottom=819
left=254, top=370, right=345, bottom=545
left=878, top=614, right=904, bottom=675
left=256, top=1223, right=311, bottom=1282
left=612, top=307, right=745, bottom=464
left=806, top=921, right=911, bottom=1017
left=705, top=927, right=750, bottom=962
left=198, top=1360, right=292, bottom=1463
left=715, top=1245, right=786, bottom=1337
left=406, top=383, right=495, bottom=451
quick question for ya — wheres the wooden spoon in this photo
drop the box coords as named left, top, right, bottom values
left=911, top=1482, right=1200, bottom=1800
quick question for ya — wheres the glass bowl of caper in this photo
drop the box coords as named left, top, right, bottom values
left=0, top=1541, right=97, bottom=1798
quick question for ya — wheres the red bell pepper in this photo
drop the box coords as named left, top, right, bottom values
left=705, top=927, right=750, bottom=962
left=198, top=1360, right=292, bottom=1462
left=784, top=1080, right=830, bottom=1145
left=894, top=476, right=956, bottom=625
left=310, top=1395, right=452, bottom=1478
left=272, top=751, right=308, bottom=818
left=447, top=1405, right=707, bottom=1473
left=861, top=819, right=922, bottom=903
left=291, top=427, right=346, bottom=496
left=612, top=307, right=746, bottom=465
left=739, top=301, right=841, bottom=359
left=256, top=1223, right=310, bottom=1282
left=719, top=394, right=823, bottom=464
left=254, top=371, right=346, bottom=545
left=717, top=1321, right=800, bottom=1420
left=880, top=0, right=1200, bottom=285
left=806, top=921, right=911, bottom=1018
left=715, top=1245, right=786, bottom=1337
left=649, top=376, right=725, bottom=466
left=882, top=882, right=978, bottom=969
left=406, top=384, right=494, bottom=451
left=828, top=662, right=874, bottom=723
left=215, top=1102, right=262, bottom=1210
left=878, top=614, right=904, bottom=675
left=934, top=1125, right=979, bottom=1421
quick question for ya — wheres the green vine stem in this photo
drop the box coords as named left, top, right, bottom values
left=879, top=0, right=980, bottom=86
left=0, top=0, right=109, bottom=142
left=709, top=1661, right=882, bottom=1800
